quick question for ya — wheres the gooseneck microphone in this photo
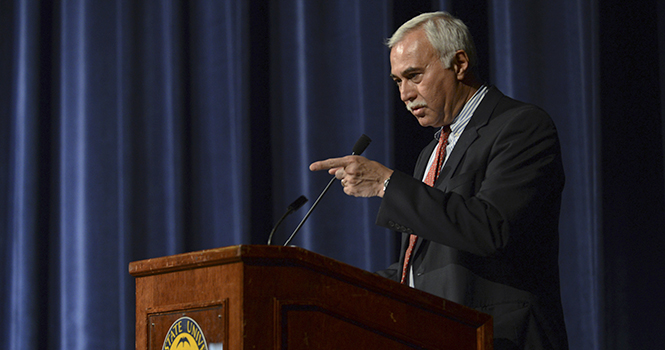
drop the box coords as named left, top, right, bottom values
left=267, top=195, right=308, bottom=245
left=283, top=134, right=372, bottom=246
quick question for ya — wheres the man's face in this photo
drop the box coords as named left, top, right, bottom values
left=390, top=29, right=461, bottom=128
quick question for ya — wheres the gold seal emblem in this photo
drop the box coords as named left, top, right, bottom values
left=162, top=316, right=208, bottom=350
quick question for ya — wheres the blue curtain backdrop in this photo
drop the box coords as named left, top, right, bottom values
left=1, top=0, right=664, bottom=349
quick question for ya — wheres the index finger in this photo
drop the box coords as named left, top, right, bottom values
left=309, top=156, right=352, bottom=172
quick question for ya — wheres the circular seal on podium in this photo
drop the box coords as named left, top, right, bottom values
left=162, top=316, right=208, bottom=350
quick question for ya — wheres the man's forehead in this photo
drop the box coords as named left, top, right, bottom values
left=390, top=32, right=435, bottom=74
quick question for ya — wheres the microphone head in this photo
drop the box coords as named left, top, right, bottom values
left=287, top=195, right=308, bottom=211
left=351, top=134, right=372, bottom=155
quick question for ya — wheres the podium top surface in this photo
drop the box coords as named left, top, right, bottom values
left=128, top=245, right=358, bottom=278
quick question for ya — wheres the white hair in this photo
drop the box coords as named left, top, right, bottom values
left=386, top=12, right=477, bottom=69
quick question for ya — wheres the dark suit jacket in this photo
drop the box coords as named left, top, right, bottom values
left=376, top=87, right=568, bottom=349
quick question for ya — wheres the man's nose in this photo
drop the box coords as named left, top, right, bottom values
left=399, top=81, right=416, bottom=102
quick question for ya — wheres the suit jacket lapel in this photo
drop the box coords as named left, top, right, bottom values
left=413, top=140, right=436, bottom=181
left=406, top=141, right=436, bottom=263
left=436, top=86, right=504, bottom=189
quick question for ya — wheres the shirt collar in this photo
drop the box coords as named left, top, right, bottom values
left=434, top=85, right=488, bottom=141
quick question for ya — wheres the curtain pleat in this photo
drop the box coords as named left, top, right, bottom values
left=7, top=2, right=44, bottom=349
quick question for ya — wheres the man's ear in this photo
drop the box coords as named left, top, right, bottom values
left=452, top=50, right=470, bottom=80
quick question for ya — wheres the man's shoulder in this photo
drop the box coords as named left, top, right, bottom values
left=485, top=86, right=548, bottom=116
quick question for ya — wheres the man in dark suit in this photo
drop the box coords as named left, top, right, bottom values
left=309, top=12, right=568, bottom=349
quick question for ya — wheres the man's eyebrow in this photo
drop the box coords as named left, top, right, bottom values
left=390, top=66, right=422, bottom=79
left=402, top=67, right=421, bottom=75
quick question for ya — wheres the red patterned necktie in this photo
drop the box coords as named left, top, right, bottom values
left=400, top=125, right=451, bottom=284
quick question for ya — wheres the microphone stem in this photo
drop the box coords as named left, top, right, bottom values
left=282, top=141, right=367, bottom=247
left=267, top=209, right=292, bottom=245
left=283, top=176, right=336, bottom=246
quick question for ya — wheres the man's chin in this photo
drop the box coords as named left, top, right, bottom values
left=415, top=117, right=434, bottom=128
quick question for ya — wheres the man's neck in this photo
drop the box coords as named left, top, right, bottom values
left=450, top=78, right=481, bottom=122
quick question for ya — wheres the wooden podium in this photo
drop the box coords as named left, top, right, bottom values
left=129, top=245, right=492, bottom=349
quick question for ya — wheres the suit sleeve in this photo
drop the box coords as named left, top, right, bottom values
left=374, top=262, right=401, bottom=281
left=376, top=105, right=564, bottom=257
